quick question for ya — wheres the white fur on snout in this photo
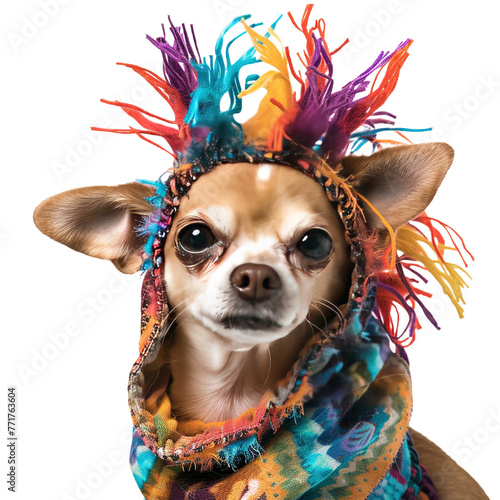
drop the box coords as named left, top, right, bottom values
left=189, top=234, right=316, bottom=345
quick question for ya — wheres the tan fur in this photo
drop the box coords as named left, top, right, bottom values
left=33, top=182, right=154, bottom=273
left=340, top=142, right=454, bottom=230
left=162, top=163, right=352, bottom=421
left=164, top=163, right=352, bottom=317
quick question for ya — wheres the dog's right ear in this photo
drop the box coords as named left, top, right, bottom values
left=33, top=182, right=155, bottom=274
left=339, top=143, right=454, bottom=232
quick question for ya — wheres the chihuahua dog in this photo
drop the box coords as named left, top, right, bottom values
left=34, top=143, right=487, bottom=498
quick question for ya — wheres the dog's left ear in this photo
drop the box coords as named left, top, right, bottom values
left=340, top=142, right=454, bottom=231
left=33, top=182, right=155, bottom=273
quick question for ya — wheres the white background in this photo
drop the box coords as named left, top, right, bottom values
left=2, top=1, right=498, bottom=498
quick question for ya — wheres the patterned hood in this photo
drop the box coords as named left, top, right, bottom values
left=125, top=160, right=461, bottom=499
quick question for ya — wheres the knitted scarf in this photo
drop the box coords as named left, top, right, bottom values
left=95, top=6, right=471, bottom=498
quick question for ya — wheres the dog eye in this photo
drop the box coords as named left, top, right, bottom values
left=296, top=229, right=333, bottom=260
left=178, top=224, right=216, bottom=253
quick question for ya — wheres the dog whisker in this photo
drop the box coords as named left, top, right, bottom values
left=315, top=298, right=345, bottom=327
left=305, top=317, right=328, bottom=341
left=310, top=302, right=328, bottom=329
left=262, top=346, right=272, bottom=388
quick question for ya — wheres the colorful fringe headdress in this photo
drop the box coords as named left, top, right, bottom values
left=93, top=5, right=472, bottom=498
left=95, top=5, right=470, bottom=349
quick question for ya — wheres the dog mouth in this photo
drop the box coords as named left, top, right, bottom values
left=218, top=314, right=282, bottom=330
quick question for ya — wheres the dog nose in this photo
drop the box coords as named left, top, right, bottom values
left=230, top=263, right=281, bottom=302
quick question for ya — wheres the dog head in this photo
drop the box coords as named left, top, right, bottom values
left=34, top=143, right=453, bottom=347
